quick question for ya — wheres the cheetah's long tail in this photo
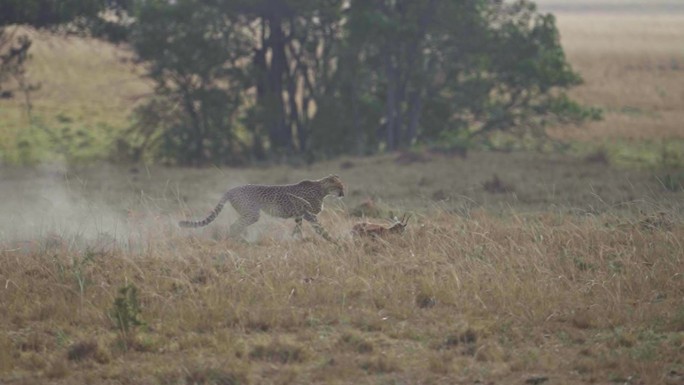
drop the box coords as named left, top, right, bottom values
left=178, top=191, right=231, bottom=228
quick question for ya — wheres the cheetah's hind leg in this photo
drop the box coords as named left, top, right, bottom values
left=229, top=212, right=259, bottom=240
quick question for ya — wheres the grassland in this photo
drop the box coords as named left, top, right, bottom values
left=0, top=27, right=151, bottom=164
left=1, top=153, right=683, bottom=384
left=549, top=12, right=684, bottom=141
left=1, top=3, right=684, bottom=384
left=541, top=5, right=684, bottom=167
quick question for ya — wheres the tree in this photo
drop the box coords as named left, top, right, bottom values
left=313, top=0, right=591, bottom=155
left=120, top=0, right=593, bottom=164
left=128, top=0, right=250, bottom=165
left=0, top=0, right=107, bottom=27
left=0, top=29, right=31, bottom=100
left=3, top=0, right=595, bottom=165
left=3, top=0, right=591, bottom=165
left=236, top=0, right=345, bottom=158
left=121, top=0, right=347, bottom=163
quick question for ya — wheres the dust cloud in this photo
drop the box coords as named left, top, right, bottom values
left=0, top=162, right=131, bottom=246
left=0, top=162, right=337, bottom=251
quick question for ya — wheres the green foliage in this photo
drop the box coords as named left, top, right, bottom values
left=311, top=0, right=593, bottom=154
left=566, top=139, right=684, bottom=170
left=126, top=0, right=249, bottom=165
left=52, top=251, right=97, bottom=304
left=110, top=283, right=145, bottom=334
left=113, top=97, right=176, bottom=163
left=0, top=0, right=127, bottom=28
left=9, top=115, right=117, bottom=165
left=3, top=0, right=595, bottom=164
left=542, top=94, right=603, bottom=126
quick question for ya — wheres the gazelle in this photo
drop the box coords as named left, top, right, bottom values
left=352, top=214, right=411, bottom=238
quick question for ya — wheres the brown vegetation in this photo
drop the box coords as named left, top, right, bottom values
left=546, top=11, right=684, bottom=141
left=1, top=149, right=683, bottom=384
left=0, top=203, right=682, bottom=384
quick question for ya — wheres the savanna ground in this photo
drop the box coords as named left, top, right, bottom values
left=1, top=2, right=684, bottom=384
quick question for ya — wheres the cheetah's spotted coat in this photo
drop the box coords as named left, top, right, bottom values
left=179, top=175, right=344, bottom=241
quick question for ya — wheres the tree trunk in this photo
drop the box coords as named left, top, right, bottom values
left=252, top=133, right=265, bottom=160
left=253, top=25, right=269, bottom=159
left=350, top=82, right=364, bottom=155
left=286, top=84, right=303, bottom=153
left=285, top=55, right=303, bottom=153
left=265, top=13, right=292, bottom=153
left=384, top=55, right=398, bottom=151
left=405, top=90, right=423, bottom=146
left=180, top=86, right=203, bottom=165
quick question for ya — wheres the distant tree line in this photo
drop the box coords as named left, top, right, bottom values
left=1, top=0, right=599, bottom=165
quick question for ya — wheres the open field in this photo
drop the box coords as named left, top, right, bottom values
left=543, top=4, right=684, bottom=146
left=1, top=153, right=684, bottom=384
left=549, top=14, right=684, bottom=142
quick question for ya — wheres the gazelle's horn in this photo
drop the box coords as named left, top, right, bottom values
left=402, top=214, right=411, bottom=226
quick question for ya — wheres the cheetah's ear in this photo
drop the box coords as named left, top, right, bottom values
left=329, top=174, right=339, bottom=178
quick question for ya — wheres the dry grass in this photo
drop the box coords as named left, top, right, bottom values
left=546, top=10, right=684, bottom=141
left=1, top=201, right=682, bottom=384
left=1, top=154, right=683, bottom=384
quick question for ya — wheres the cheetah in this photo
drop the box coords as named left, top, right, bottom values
left=179, top=175, right=345, bottom=242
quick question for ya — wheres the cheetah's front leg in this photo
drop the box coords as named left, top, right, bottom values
left=303, top=213, right=336, bottom=243
left=292, top=217, right=303, bottom=238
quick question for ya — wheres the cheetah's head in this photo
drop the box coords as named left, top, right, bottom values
left=322, top=174, right=345, bottom=198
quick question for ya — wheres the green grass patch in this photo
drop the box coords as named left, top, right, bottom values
left=1, top=114, right=122, bottom=164
left=568, top=139, right=684, bottom=169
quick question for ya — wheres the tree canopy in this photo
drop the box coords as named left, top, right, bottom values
left=2, top=0, right=599, bottom=165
